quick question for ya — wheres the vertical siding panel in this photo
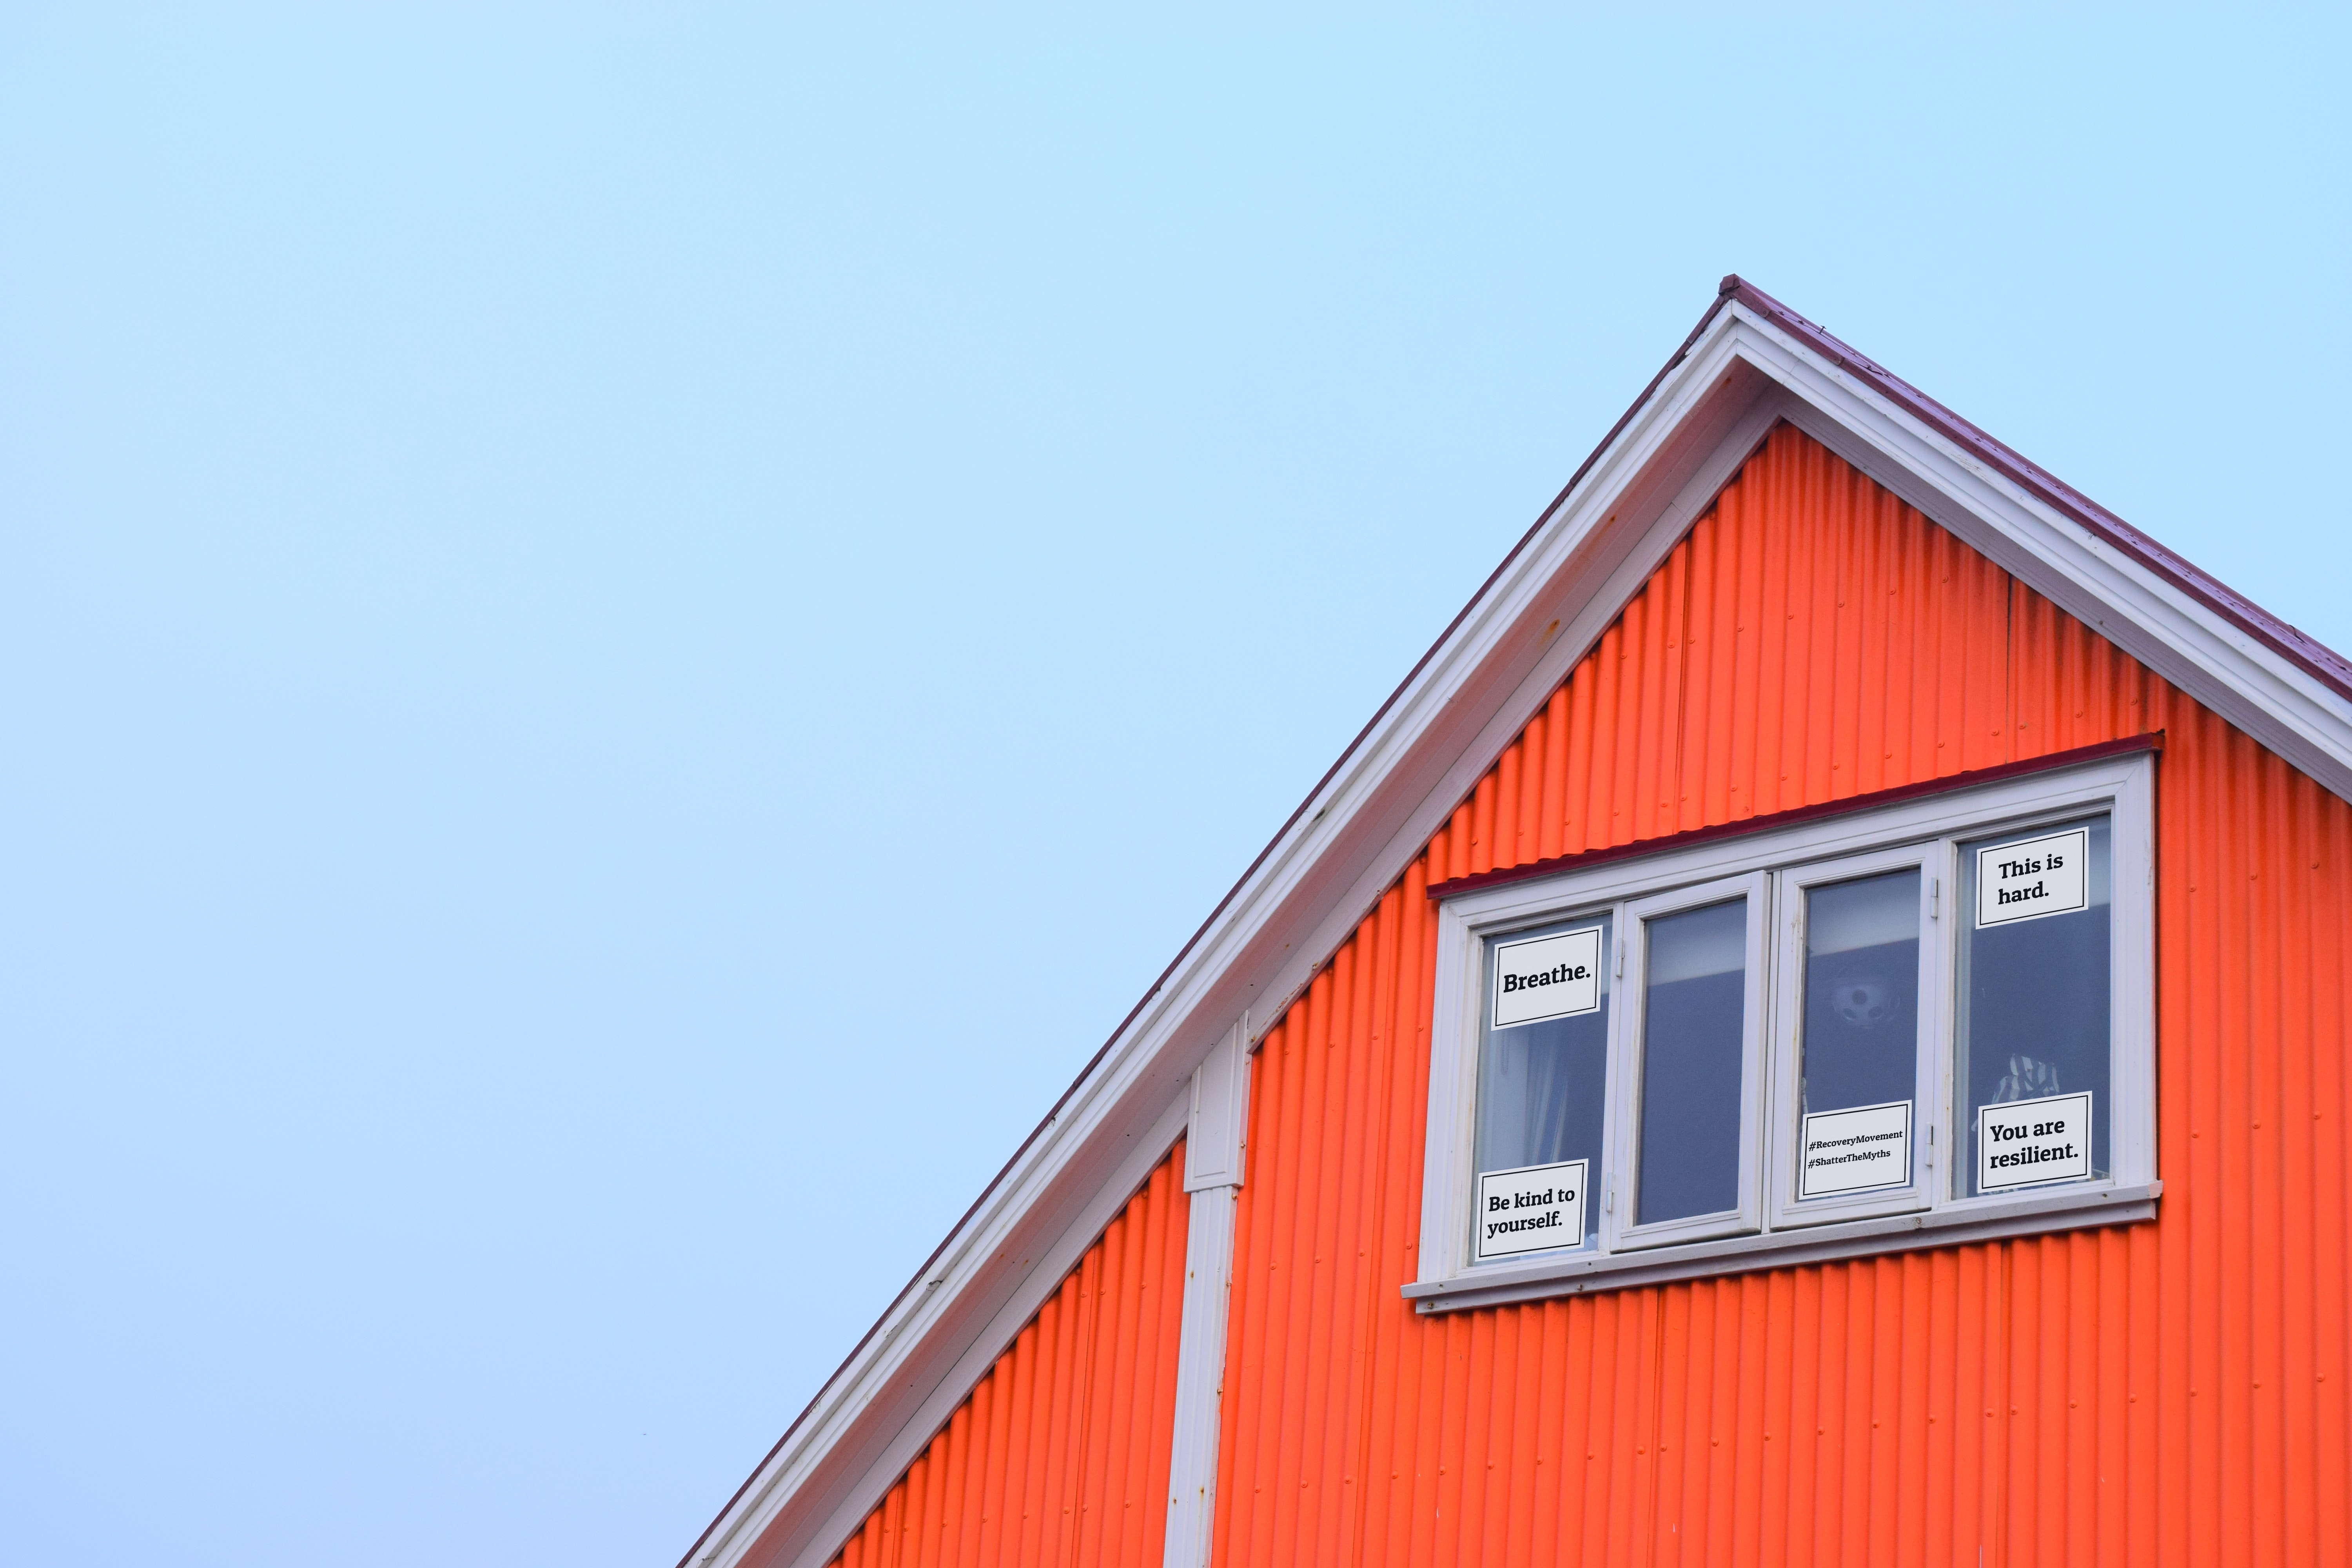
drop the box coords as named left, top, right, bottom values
left=1921, top=1249, right=1958, bottom=1567
left=2313, top=786, right=2352, bottom=1568
left=2279, top=774, right=2319, bottom=1565
left=1247, top=1008, right=1305, bottom=1568
left=1492, top=739, right=1523, bottom=877
left=1602, top=609, right=1640, bottom=848
left=1014, top=1310, right=1053, bottom=1568
left=1272, top=974, right=1338, bottom=1563
left=1534, top=688, right=1572, bottom=863
left=971, top=1329, right=1014, bottom=1568
left=1559, top=665, right=1597, bottom=857
left=1789, top=1267, right=1833, bottom=1568
left=1650, top=1285, right=1693, bottom=1565
left=1498, top=1309, right=1543, bottom=1568
left=1309, top=938, right=1372, bottom=1562
left=1629, top=547, right=1684, bottom=841
left=1722, top=474, right=1766, bottom=826
left=1677, top=511, right=1723, bottom=831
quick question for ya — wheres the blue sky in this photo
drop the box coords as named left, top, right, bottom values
left=3, top=9, right=2345, bottom=1565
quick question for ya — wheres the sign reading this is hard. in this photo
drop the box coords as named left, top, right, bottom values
left=1492, top=926, right=1602, bottom=1029
left=1977, top=1090, right=2092, bottom=1191
left=1473, top=1158, right=1587, bottom=1261
left=1975, top=827, right=2089, bottom=928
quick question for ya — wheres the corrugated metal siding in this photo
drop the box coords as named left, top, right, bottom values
left=829, top=1141, right=1189, bottom=1568
left=1210, top=425, right=2352, bottom=1566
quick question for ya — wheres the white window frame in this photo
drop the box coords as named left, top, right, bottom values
left=1605, top=872, right=1769, bottom=1252
left=1766, top=842, right=1951, bottom=1230
left=1409, top=747, right=2157, bottom=1314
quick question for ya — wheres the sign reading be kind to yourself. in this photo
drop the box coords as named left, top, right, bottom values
left=1474, top=1158, right=1587, bottom=1261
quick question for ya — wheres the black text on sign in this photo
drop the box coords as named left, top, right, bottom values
left=1977, top=1091, right=2092, bottom=1190
left=1473, top=1158, right=1587, bottom=1261
left=1798, top=1099, right=1913, bottom=1199
left=1492, top=926, right=1602, bottom=1028
left=1975, top=827, right=2089, bottom=927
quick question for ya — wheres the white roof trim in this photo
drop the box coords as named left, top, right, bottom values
left=682, top=291, right=2352, bottom=1568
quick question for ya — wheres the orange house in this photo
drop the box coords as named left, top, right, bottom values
left=682, top=279, right=2351, bottom=1567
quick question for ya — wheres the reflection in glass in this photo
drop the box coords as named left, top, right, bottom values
left=1799, top=869, right=1920, bottom=1166
left=1475, top=914, right=1610, bottom=1249
left=1635, top=898, right=1747, bottom=1225
left=1956, top=817, right=2111, bottom=1194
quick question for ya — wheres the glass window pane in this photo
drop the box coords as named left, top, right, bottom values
left=1635, top=898, right=1747, bottom=1225
left=1956, top=817, right=2111, bottom=1196
left=1474, top=914, right=1610, bottom=1258
left=1796, top=869, right=1919, bottom=1199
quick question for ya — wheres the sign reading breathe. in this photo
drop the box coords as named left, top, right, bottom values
left=1975, top=827, right=2089, bottom=927
left=1492, top=926, right=1602, bottom=1029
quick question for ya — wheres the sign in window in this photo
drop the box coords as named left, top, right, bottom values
left=1975, top=827, right=2089, bottom=927
left=1798, top=1100, right=1912, bottom=1198
left=1978, top=1091, right=2092, bottom=1190
left=1473, top=1158, right=1588, bottom=1261
left=1957, top=817, right=2110, bottom=1194
left=1492, top=926, right=1602, bottom=1028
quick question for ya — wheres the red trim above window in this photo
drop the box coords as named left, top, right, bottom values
left=1425, top=733, right=2163, bottom=902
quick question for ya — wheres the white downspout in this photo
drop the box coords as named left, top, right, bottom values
left=1163, top=1018, right=1249, bottom=1568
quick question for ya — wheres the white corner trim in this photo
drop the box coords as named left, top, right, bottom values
left=1162, top=1183, right=1239, bottom=1568
left=1184, top=1020, right=1250, bottom=1192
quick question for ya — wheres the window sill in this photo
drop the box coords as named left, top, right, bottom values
left=1403, top=1180, right=2161, bottom=1314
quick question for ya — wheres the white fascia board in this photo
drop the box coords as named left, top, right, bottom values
left=689, top=312, right=1783, bottom=1568
left=1719, top=305, right=2352, bottom=803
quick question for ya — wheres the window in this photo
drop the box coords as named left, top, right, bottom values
left=1411, top=744, right=2157, bottom=1312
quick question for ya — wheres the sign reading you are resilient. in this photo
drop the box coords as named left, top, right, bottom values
left=1978, top=1090, right=2092, bottom=1190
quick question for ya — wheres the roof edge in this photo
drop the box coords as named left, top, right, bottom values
left=1713, top=275, right=2352, bottom=700
left=673, top=272, right=1738, bottom=1568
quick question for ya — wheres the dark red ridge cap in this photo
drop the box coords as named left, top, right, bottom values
left=681, top=278, right=2307, bottom=1568
left=1425, top=732, right=2164, bottom=903
left=1717, top=275, right=2352, bottom=701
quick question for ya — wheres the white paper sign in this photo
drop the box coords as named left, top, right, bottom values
left=1798, top=1099, right=1912, bottom=1198
left=1976, top=827, right=2089, bottom=928
left=1978, top=1091, right=2092, bottom=1190
left=1492, top=926, right=1602, bottom=1029
left=1474, top=1158, right=1587, bottom=1261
